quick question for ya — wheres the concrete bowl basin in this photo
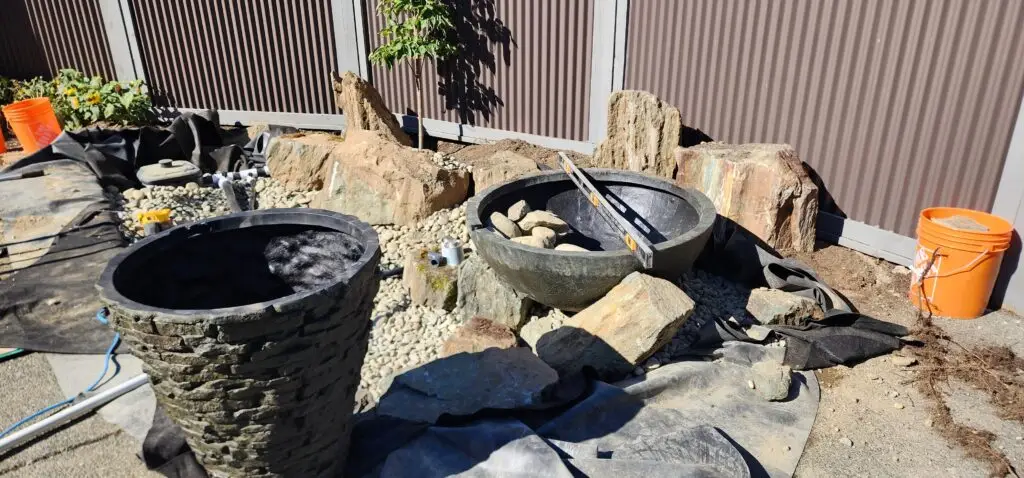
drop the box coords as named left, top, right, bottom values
left=466, top=169, right=716, bottom=311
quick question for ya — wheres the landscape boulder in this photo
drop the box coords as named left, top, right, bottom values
left=462, top=150, right=540, bottom=193
left=456, top=256, right=534, bottom=331
left=675, top=142, right=818, bottom=252
left=265, top=133, right=342, bottom=191
left=376, top=347, right=559, bottom=423
left=519, top=312, right=566, bottom=352
left=536, top=272, right=695, bottom=380
left=313, top=130, right=470, bottom=225
left=331, top=71, right=411, bottom=146
left=745, top=288, right=823, bottom=326
left=593, top=90, right=683, bottom=179
left=403, top=250, right=458, bottom=310
left=441, top=317, right=518, bottom=357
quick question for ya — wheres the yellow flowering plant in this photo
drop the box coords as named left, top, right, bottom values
left=9, top=69, right=152, bottom=130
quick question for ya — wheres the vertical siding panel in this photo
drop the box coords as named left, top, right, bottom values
left=625, top=0, right=1024, bottom=236
left=128, top=0, right=337, bottom=113
left=366, top=0, right=594, bottom=140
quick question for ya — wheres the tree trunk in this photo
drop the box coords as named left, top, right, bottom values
left=416, top=59, right=424, bottom=149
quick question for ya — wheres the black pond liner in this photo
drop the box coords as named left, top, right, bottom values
left=467, top=169, right=716, bottom=311
left=96, top=209, right=381, bottom=476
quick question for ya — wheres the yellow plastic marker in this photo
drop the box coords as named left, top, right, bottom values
left=136, top=209, right=172, bottom=236
left=136, top=209, right=172, bottom=225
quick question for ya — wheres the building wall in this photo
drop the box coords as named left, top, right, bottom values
left=0, top=0, right=116, bottom=80
left=624, top=0, right=1024, bottom=237
left=127, top=0, right=341, bottom=114
left=365, top=0, right=595, bottom=142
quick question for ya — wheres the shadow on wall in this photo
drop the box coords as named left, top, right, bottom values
left=436, top=0, right=513, bottom=125
left=800, top=161, right=847, bottom=219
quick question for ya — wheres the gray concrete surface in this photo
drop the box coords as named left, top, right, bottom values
left=0, top=353, right=155, bottom=477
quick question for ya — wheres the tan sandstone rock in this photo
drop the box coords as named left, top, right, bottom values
left=535, top=272, right=695, bottom=380
left=745, top=288, right=823, bottom=326
left=314, top=130, right=470, bottom=225
left=265, top=133, right=343, bottom=191
left=675, top=142, right=818, bottom=252
left=593, top=90, right=682, bottom=178
left=462, top=150, right=540, bottom=193
left=441, top=317, right=518, bottom=357
left=332, top=71, right=411, bottom=146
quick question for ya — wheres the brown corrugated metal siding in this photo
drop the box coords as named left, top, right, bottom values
left=128, top=0, right=339, bottom=113
left=0, top=0, right=115, bottom=79
left=625, top=0, right=1024, bottom=236
left=365, top=0, right=594, bottom=141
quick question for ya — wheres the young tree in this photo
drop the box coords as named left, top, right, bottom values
left=369, top=0, right=457, bottom=149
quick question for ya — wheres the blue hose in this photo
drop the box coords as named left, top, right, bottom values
left=0, top=309, right=122, bottom=439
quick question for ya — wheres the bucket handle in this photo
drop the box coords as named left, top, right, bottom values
left=917, top=245, right=996, bottom=280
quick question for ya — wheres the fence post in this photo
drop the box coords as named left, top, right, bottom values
left=96, top=0, right=145, bottom=82
left=588, top=0, right=630, bottom=144
left=333, top=0, right=370, bottom=80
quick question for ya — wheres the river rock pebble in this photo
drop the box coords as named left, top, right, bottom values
left=373, top=204, right=470, bottom=269
left=432, top=152, right=471, bottom=172
left=112, top=178, right=317, bottom=242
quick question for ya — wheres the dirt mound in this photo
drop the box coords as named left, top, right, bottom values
left=443, top=139, right=593, bottom=169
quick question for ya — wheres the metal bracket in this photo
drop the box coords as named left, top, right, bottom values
left=557, top=152, right=655, bottom=268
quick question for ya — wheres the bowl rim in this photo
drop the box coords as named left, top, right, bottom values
left=96, top=208, right=380, bottom=321
left=466, top=168, right=717, bottom=260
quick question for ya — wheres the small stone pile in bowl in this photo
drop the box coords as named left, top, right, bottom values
left=488, top=199, right=589, bottom=252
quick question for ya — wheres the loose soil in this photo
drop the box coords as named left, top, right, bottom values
left=792, top=243, right=1024, bottom=477
left=933, top=215, right=990, bottom=232
left=441, top=138, right=594, bottom=169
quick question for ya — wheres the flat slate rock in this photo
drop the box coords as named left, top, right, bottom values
left=376, top=347, right=559, bottom=423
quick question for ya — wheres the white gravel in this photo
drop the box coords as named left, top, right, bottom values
left=373, top=205, right=471, bottom=269
left=112, top=178, right=315, bottom=241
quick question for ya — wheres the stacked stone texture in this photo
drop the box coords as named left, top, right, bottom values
left=106, top=253, right=380, bottom=478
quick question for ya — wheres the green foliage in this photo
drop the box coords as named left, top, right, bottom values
left=0, top=77, right=15, bottom=107
left=9, top=69, right=151, bottom=130
left=369, top=0, right=457, bottom=70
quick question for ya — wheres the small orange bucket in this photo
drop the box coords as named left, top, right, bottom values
left=2, top=97, right=61, bottom=153
left=909, top=207, right=1012, bottom=319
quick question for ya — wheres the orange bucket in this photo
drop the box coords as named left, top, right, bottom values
left=1, top=97, right=61, bottom=153
left=909, top=207, right=1012, bottom=319
left=0, top=125, right=6, bottom=154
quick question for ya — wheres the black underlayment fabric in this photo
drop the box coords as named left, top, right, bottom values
left=0, top=110, right=294, bottom=353
left=695, top=216, right=908, bottom=370
left=0, top=203, right=125, bottom=353
left=2, top=110, right=289, bottom=188
left=143, top=344, right=819, bottom=478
